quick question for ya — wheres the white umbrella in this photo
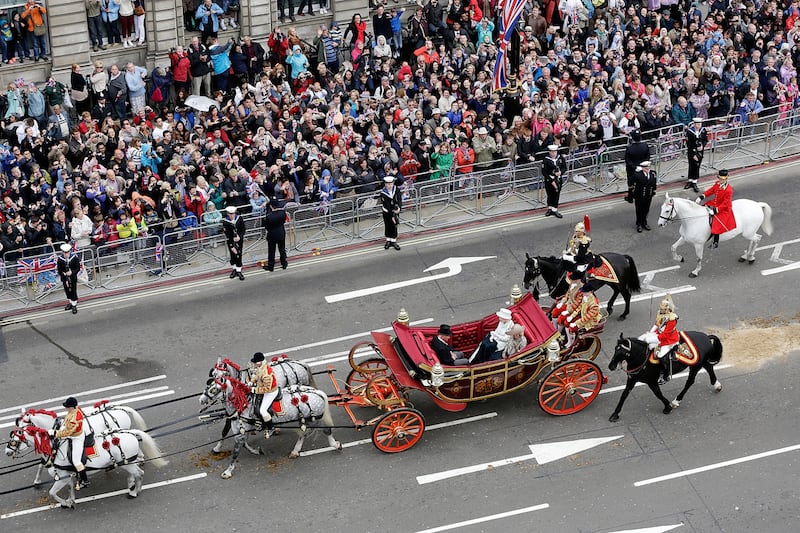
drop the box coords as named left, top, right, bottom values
left=184, top=95, right=220, bottom=112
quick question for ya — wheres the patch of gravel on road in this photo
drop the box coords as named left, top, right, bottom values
left=708, top=312, right=800, bottom=369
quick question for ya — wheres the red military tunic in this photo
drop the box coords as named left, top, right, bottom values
left=654, top=312, right=680, bottom=346
left=702, top=181, right=736, bottom=234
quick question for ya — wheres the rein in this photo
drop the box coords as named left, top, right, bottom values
left=617, top=339, right=648, bottom=376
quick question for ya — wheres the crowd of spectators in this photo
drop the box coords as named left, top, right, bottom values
left=0, top=0, right=798, bottom=265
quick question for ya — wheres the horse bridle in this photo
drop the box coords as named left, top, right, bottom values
left=658, top=200, right=677, bottom=225
left=617, top=339, right=647, bottom=376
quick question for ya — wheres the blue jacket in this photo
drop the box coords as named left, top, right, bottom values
left=209, top=42, right=232, bottom=75
left=196, top=2, right=223, bottom=33
left=102, top=0, right=120, bottom=22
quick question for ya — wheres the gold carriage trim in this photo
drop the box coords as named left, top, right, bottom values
left=589, top=257, right=619, bottom=284
left=648, top=331, right=700, bottom=366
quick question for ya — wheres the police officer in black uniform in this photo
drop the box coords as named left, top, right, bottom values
left=632, top=160, right=657, bottom=232
left=380, top=175, right=402, bottom=250
left=263, top=198, right=288, bottom=271
left=542, top=144, right=566, bottom=218
left=685, top=118, right=707, bottom=193
left=624, top=130, right=650, bottom=203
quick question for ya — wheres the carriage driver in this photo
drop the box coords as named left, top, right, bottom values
left=639, top=294, right=680, bottom=383
left=247, top=352, right=280, bottom=434
left=49, top=397, right=93, bottom=490
left=563, top=222, right=595, bottom=274
left=565, top=283, right=601, bottom=347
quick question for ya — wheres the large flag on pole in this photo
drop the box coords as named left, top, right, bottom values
left=492, top=0, right=528, bottom=92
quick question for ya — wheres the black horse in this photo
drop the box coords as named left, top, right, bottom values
left=523, top=252, right=641, bottom=319
left=607, top=332, right=723, bottom=422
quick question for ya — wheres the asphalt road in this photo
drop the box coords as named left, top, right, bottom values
left=1, top=161, right=798, bottom=532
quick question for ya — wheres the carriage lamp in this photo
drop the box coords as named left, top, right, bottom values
left=397, top=308, right=410, bottom=326
left=431, top=363, right=444, bottom=387
left=510, top=284, right=523, bottom=303
left=547, top=340, right=560, bottom=362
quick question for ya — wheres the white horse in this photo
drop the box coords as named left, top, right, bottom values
left=658, top=193, right=773, bottom=277
left=5, top=425, right=167, bottom=509
left=199, top=375, right=341, bottom=479
left=16, top=404, right=148, bottom=486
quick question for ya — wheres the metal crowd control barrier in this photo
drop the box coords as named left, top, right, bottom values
left=6, top=108, right=800, bottom=314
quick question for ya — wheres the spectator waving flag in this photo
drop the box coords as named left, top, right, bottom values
left=492, top=0, right=527, bottom=92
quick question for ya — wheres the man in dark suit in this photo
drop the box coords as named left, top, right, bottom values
left=430, top=325, right=469, bottom=366
left=263, top=198, right=288, bottom=272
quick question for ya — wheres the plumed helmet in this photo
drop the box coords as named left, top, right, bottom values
left=574, top=222, right=585, bottom=232
left=659, top=293, right=675, bottom=312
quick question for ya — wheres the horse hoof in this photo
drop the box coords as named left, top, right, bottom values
left=609, top=414, right=619, bottom=423
left=617, top=315, right=627, bottom=321
left=662, top=406, right=673, bottom=415
left=335, top=442, right=343, bottom=451
left=680, top=257, right=684, bottom=263
left=714, top=382, right=723, bottom=392
left=221, top=472, right=232, bottom=479
left=688, top=272, right=698, bottom=278
left=289, top=451, right=300, bottom=459
left=60, top=503, right=75, bottom=510
left=670, top=400, right=680, bottom=408
left=748, top=259, right=755, bottom=265
left=126, top=493, right=137, bottom=499
left=738, top=257, right=746, bottom=263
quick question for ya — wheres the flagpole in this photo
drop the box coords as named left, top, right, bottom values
left=502, top=24, right=522, bottom=122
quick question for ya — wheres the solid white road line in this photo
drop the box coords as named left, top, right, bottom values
left=0, top=375, right=167, bottom=414
left=0, top=473, right=207, bottom=520
left=0, top=390, right=175, bottom=429
left=298, top=412, right=498, bottom=456
left=606, top=525, right=684, bottom=533
left=634, top=443, right=800, bottom=487
left=415, top=503, right=550, bottom=533
left=761, top=262, right=800, bottom=276
left=265, top=318, right=433, bottom=359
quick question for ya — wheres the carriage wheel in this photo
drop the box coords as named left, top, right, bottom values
left=371, top=408, right=425, bottom=453
left=538, top=360, right=603, bottom=416
left=364, top=375, right=405, bottom=408
left=345, top=358, right=390, bottom=392
left=348, top=341, right=384, bottom=374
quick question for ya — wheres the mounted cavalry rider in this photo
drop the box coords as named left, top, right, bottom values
left=563, top=218, right=596, bottom=275
left=49, top=397, right=93, bottom=490
left=564, top=282, right=601, bottom=347
left=247, top=352, right=280, bottom=435
left=696, top=168, right=735, bottom=249
left=639, top=294, right=680, bottom=383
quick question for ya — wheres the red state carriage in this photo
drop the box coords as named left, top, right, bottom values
left=326, top=292, right=606, bottom=453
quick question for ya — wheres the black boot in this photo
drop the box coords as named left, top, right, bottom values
left=659, top=357, right=671, bottom=384
left=77, top=470, right=89, bottom=489
left=709, top=234, right=719, bottom=248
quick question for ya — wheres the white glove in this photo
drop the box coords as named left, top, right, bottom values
left=48, top=430, right=56, bottom=438
left=250, top=387, right=256, bottom=394
left=561, top=310, right=569, bottom=316
left=695, top=196, right=702, bottom=204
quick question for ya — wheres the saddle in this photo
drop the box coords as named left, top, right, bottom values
left=647, top=332, right=700, bottom=366
left=587, top=256, right=619, bottom=284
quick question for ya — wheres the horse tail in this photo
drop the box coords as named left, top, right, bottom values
left=759, top=202, right=773, bottom=236
left=115, top=405, right=148, bottom=431
left=303, top=361, right=317, bottom=388
left=624, top=255, right=642, bottom=292
left=707, top=335, right=723, bottom=365
left=128, top=429, right=169, bottom=468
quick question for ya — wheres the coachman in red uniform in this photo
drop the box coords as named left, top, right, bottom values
left=697, top=169, right=735, bottom=248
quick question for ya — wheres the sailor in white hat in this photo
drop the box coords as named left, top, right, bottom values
left=685, top=117, right=707, bottom=193
left=222, top=205, right=246, bottom=280
left=542, top=144, right=565, bottom=218
left=380, top=174, right=402, bottom=250
left=57, top=243, right=81, bottom=314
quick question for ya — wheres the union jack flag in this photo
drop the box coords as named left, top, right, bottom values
left=492, top=0, right=528, bottom=92
left=154, top=243, right=164, bottom=262
left=17, top=254, right=58, bottom=285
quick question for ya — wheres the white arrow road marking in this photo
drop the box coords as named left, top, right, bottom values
left=606, top=524, right=684, bottom=533
left=299, top=412, right=498, bottom=456
left=0, top=473, right=207, bottom=519
left=324, top=256, right=496, bottom=303
left=761, top=262, right=800, bottom=276
left=415, top=503, right=550, bottom=533
left=635, top=443, right=800, bottom=487
left=416, top=435, right=623, bottom=485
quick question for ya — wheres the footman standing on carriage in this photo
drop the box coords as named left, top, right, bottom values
left=565, top=283, right=601, bottom=347
left=542, top=144, right=565, bottom=218
left=552, top=271, right=581, bottom=327
left=640, top=294, right=680, bottom=384
left=248, top=352, right=280, bottom=436
left=57, top=243, right=80, bottom=314
left=49, top=397, right=93, bottom=490
left=684, top=118, right=707, bottom=194
left=696, top=169, right=735, bottom=248
left=632, top=160, right=657, bottom=232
